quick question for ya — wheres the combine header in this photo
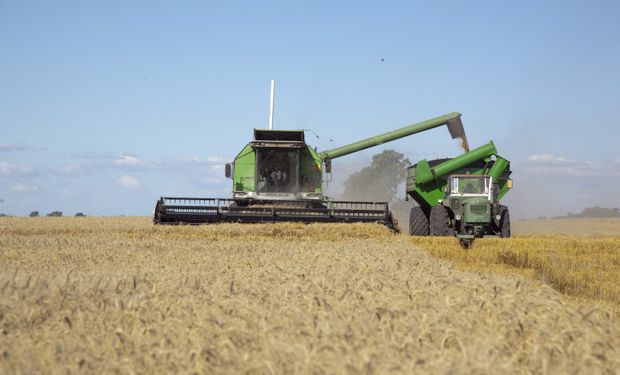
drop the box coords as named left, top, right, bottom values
left=154, top=112, right=467, bottom=230
left=154, top=198, right=395, bottom=228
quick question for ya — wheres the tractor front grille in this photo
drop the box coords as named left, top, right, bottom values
left=470, top=204, right=488, bottom=215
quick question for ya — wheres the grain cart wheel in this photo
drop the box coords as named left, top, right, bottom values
left=499, top=205, right=511, bottom=238
left=430, top=205, right=455, bottom=237
left=409, top=206, right=429, bottom=236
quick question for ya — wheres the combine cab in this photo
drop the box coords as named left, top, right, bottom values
left=154, top=112, right=468, bottom=231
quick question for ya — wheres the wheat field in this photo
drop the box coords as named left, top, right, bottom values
left=411, top=218, right=620, bottom=309
left=1, top=217, right=619, bottom=374
left=411, top=237, right=620, bottom=307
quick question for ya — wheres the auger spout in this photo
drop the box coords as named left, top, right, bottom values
left=318, top=112, right=467, bottom=161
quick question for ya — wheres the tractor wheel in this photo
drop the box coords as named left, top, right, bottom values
left=409, top=206, right=429, bottom=236
left=499, top=205, right=511, bottom=238
left=430, top=205, right=455, bottom=237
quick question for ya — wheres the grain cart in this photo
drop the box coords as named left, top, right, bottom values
left=153, top=112, right=467, bottom=230
left=406, top=141, right=512, bottom=247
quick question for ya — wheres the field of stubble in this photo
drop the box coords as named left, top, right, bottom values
left=1, top=217, right=619, bottom=374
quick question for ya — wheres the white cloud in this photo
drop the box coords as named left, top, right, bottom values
left=11, top=182, right=39, bottom=192
left=65, top=152, right=228, bottom=174
left=526, top=154, right=590, bottom=168
left=0, top=143, right=31, bottom=151
left=525, top=153, right=595, bottom=177
left=0, top=161, right=31, bottom=175
left=117, top=175, right=140, bottom=189
left=182, top=155, right=226, bottom=164
left=67, top=151, right=115, bottom=160
left=66, top=152, right=151, bottom=170
left=114, top=155, right=145, bottom=166
left=59, top=165, right=79, bottom=174
left=524, top=154, right=620, bottom=179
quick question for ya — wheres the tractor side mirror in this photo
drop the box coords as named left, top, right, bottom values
left=325, top=159, right=332, bottom=174
left=225, top=163, right=232, bottom=178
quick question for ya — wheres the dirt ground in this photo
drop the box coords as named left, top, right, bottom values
left=1, top=218, right=619, bottom=374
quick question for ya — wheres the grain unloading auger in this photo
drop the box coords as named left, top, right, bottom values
left=153, top=112, right=467, bottom=230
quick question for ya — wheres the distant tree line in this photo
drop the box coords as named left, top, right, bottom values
left=0, top=211, right=87, bottom=217
left=556, top=206, right=620, bottom=219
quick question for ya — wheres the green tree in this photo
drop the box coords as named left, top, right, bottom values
left=47, top=211, right=63, bottom=217
left=342, top=150, right=410, bottom=202
left=29, top=211, right=40, bottom=217
left=75, top=212, right=86, bottom=217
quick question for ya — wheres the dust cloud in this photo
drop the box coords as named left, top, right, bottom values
left=326, top=154, right=417, bottom=233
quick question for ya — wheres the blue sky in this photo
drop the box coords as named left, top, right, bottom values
left=1, top=1, right=619, bottom=218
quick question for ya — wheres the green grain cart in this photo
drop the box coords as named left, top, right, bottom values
left=154, top=112, right=467, bottom=230
left=406, top=141, right=512, bottom=247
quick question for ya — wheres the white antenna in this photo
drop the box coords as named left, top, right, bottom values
left=268, top=80, right=275, bottom=130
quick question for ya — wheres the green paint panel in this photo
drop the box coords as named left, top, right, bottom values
left=300, top=147, right=323, bottom=193
left=415, top=142, right=497, bottom=185
left=232, top=144, right=255, bottom=192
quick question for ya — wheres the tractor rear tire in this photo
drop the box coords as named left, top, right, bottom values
left=409, top=206, right=429, bottom=236
left=430, top=205, right=455, bottom=237
left=499, top=205, right=511, bottom=238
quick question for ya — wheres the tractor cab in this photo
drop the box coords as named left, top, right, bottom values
left=444, top=174, right=496, bottom=234
left=447, top=175, right=493, bottom=199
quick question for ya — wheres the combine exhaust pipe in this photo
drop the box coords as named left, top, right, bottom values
left=268, top=80, right=275, bottom=130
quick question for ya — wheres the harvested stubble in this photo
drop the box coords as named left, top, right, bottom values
left=512, top=218, right=620, bottom=237
left=1, top=217, right=619, bottom=374
left=412, top=236, right=620, bottom=308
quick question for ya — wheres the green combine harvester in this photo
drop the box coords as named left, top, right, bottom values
left=153, top=112, right=467, bottom=230
left=406, top=141, right=512, bottom=247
